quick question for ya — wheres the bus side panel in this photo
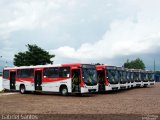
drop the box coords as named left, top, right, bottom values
left=42, top=78, right=72, bottom=93
left=16, top=78, right=35, bottom=91
left=3, top=78, right=10, bottom=90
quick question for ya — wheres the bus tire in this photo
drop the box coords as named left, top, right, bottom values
left=20, top=85, right=26, bottom=94
left=60, top=86, right=68, bottom=96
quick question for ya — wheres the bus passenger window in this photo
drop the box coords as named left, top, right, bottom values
left=17, top=69, right=34, bottom=78
left=43, top=67, right=59, bottom=78
left=3, top=70, right=9, bottom=79
left=59, top=67, right=70, bottom=78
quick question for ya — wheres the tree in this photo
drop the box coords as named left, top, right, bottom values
left=13, top=44, right=55, bottom=66
left=123, top=58, right=145, bottom=70
left=95, top=63, right=103, bottom=65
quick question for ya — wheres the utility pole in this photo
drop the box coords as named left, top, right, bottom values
left=0, top=56, right=2, bottom=73
left=154, top=58, right=155, bottom=72
left=5, top=61, right=8, bottom=68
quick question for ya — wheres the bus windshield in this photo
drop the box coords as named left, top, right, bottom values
left=134, top=72, right=140, bottom=81
left=130, top=72, right=134, bottom=82
left=148, top=73, right=154, bottom=81
left=142, top=72, right=149, bottom=81
left=117, top=71, right=123, bottom=82
left=126, top=72, right=131, bottom=82
left=122, top=71, right=127, bottom=82
left=141, top=73, right=145, bottom=81
left=107, top=69, right=118, bottom=84
left=145, top=73, right=149, bottom=81
left=117, top=70, right=127, bottom=83
left=82, top=66, right=98, bottom=86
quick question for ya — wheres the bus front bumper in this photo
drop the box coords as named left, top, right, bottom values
left=149, top=81, right=155, bottom=85
left=81, top=85, right=98, bottom=93
left=106, top=83, right=120, bottom=91
left=135, top=81, right=143, bottom=87
left=120, top=83, right=127, bottom=89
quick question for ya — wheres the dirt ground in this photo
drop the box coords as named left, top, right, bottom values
left=0, top=84, right=160, bottom=120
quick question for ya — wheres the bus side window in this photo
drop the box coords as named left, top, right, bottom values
left=3, top=70, right=9, bottom=79
left=17, top=70, right=21, bottom=78
left=44, top=67, right=59, bottom=78
left=17, top=69, right=34, bottom=78
left=59, top=67, right=70, bottom=78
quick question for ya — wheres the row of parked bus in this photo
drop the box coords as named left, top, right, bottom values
left=2, top=63, right=155, bottom=96
left=96, top=65, right=155, bottom=92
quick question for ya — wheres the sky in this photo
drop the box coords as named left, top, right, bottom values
left=0, top=0, right=160, bottom=71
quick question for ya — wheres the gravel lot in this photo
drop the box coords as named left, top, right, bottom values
left=0, top=83, right=160, bottom=120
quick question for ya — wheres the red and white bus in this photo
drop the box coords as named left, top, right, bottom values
left=96, top=65, right=120, bottom=91
left=2, top=64, right=98, bottom=96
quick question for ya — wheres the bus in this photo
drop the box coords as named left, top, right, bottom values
left=147, top=71, right=155, bottom=85
left=133, top=69, right=142, bottom=87
left=96, top=65, right=119, bottom=91
left=129, top=69, right=136, bottom=88
left=141, top=70, right=149, bottom=87
left=117, top=67, right=127, bottom=89
left=2, top=64, right=98, bottom=96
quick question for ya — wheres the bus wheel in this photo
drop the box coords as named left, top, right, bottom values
left=61, top=86, right=68, bottom=96
left=20, top=85, right=26, bottom=94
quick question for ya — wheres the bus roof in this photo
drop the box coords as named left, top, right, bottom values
left=96, top=65, right=116, bottom=70
left=132, top=69, right=141, bottom=72
left=3, top=64, right=61, bottom=70
left=3, top=63, right=95, bottom=70
left=116, top=67, right=124, bottom=70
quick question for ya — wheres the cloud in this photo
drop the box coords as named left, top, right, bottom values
left=51, top=0, right=160, bottom=63
left=0, top=0, right=78, bottom=38
left=0, top=0, right=80, bottom=62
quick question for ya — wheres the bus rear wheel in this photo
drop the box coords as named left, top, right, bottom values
left=20, top=85, right=26, bottom=94
left=60, top=86, right=68, bottom=96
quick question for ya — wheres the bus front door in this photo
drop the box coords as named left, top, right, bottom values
left=10, top=72, right=16, bottom=90
left=35, top=70, right=42, bottom=91
left=72, top=69, right=81, bottom=93
left=97, top=70, right=105, bottom=91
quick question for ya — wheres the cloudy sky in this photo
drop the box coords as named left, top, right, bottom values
left=0, top=0, right=160, bottom=71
